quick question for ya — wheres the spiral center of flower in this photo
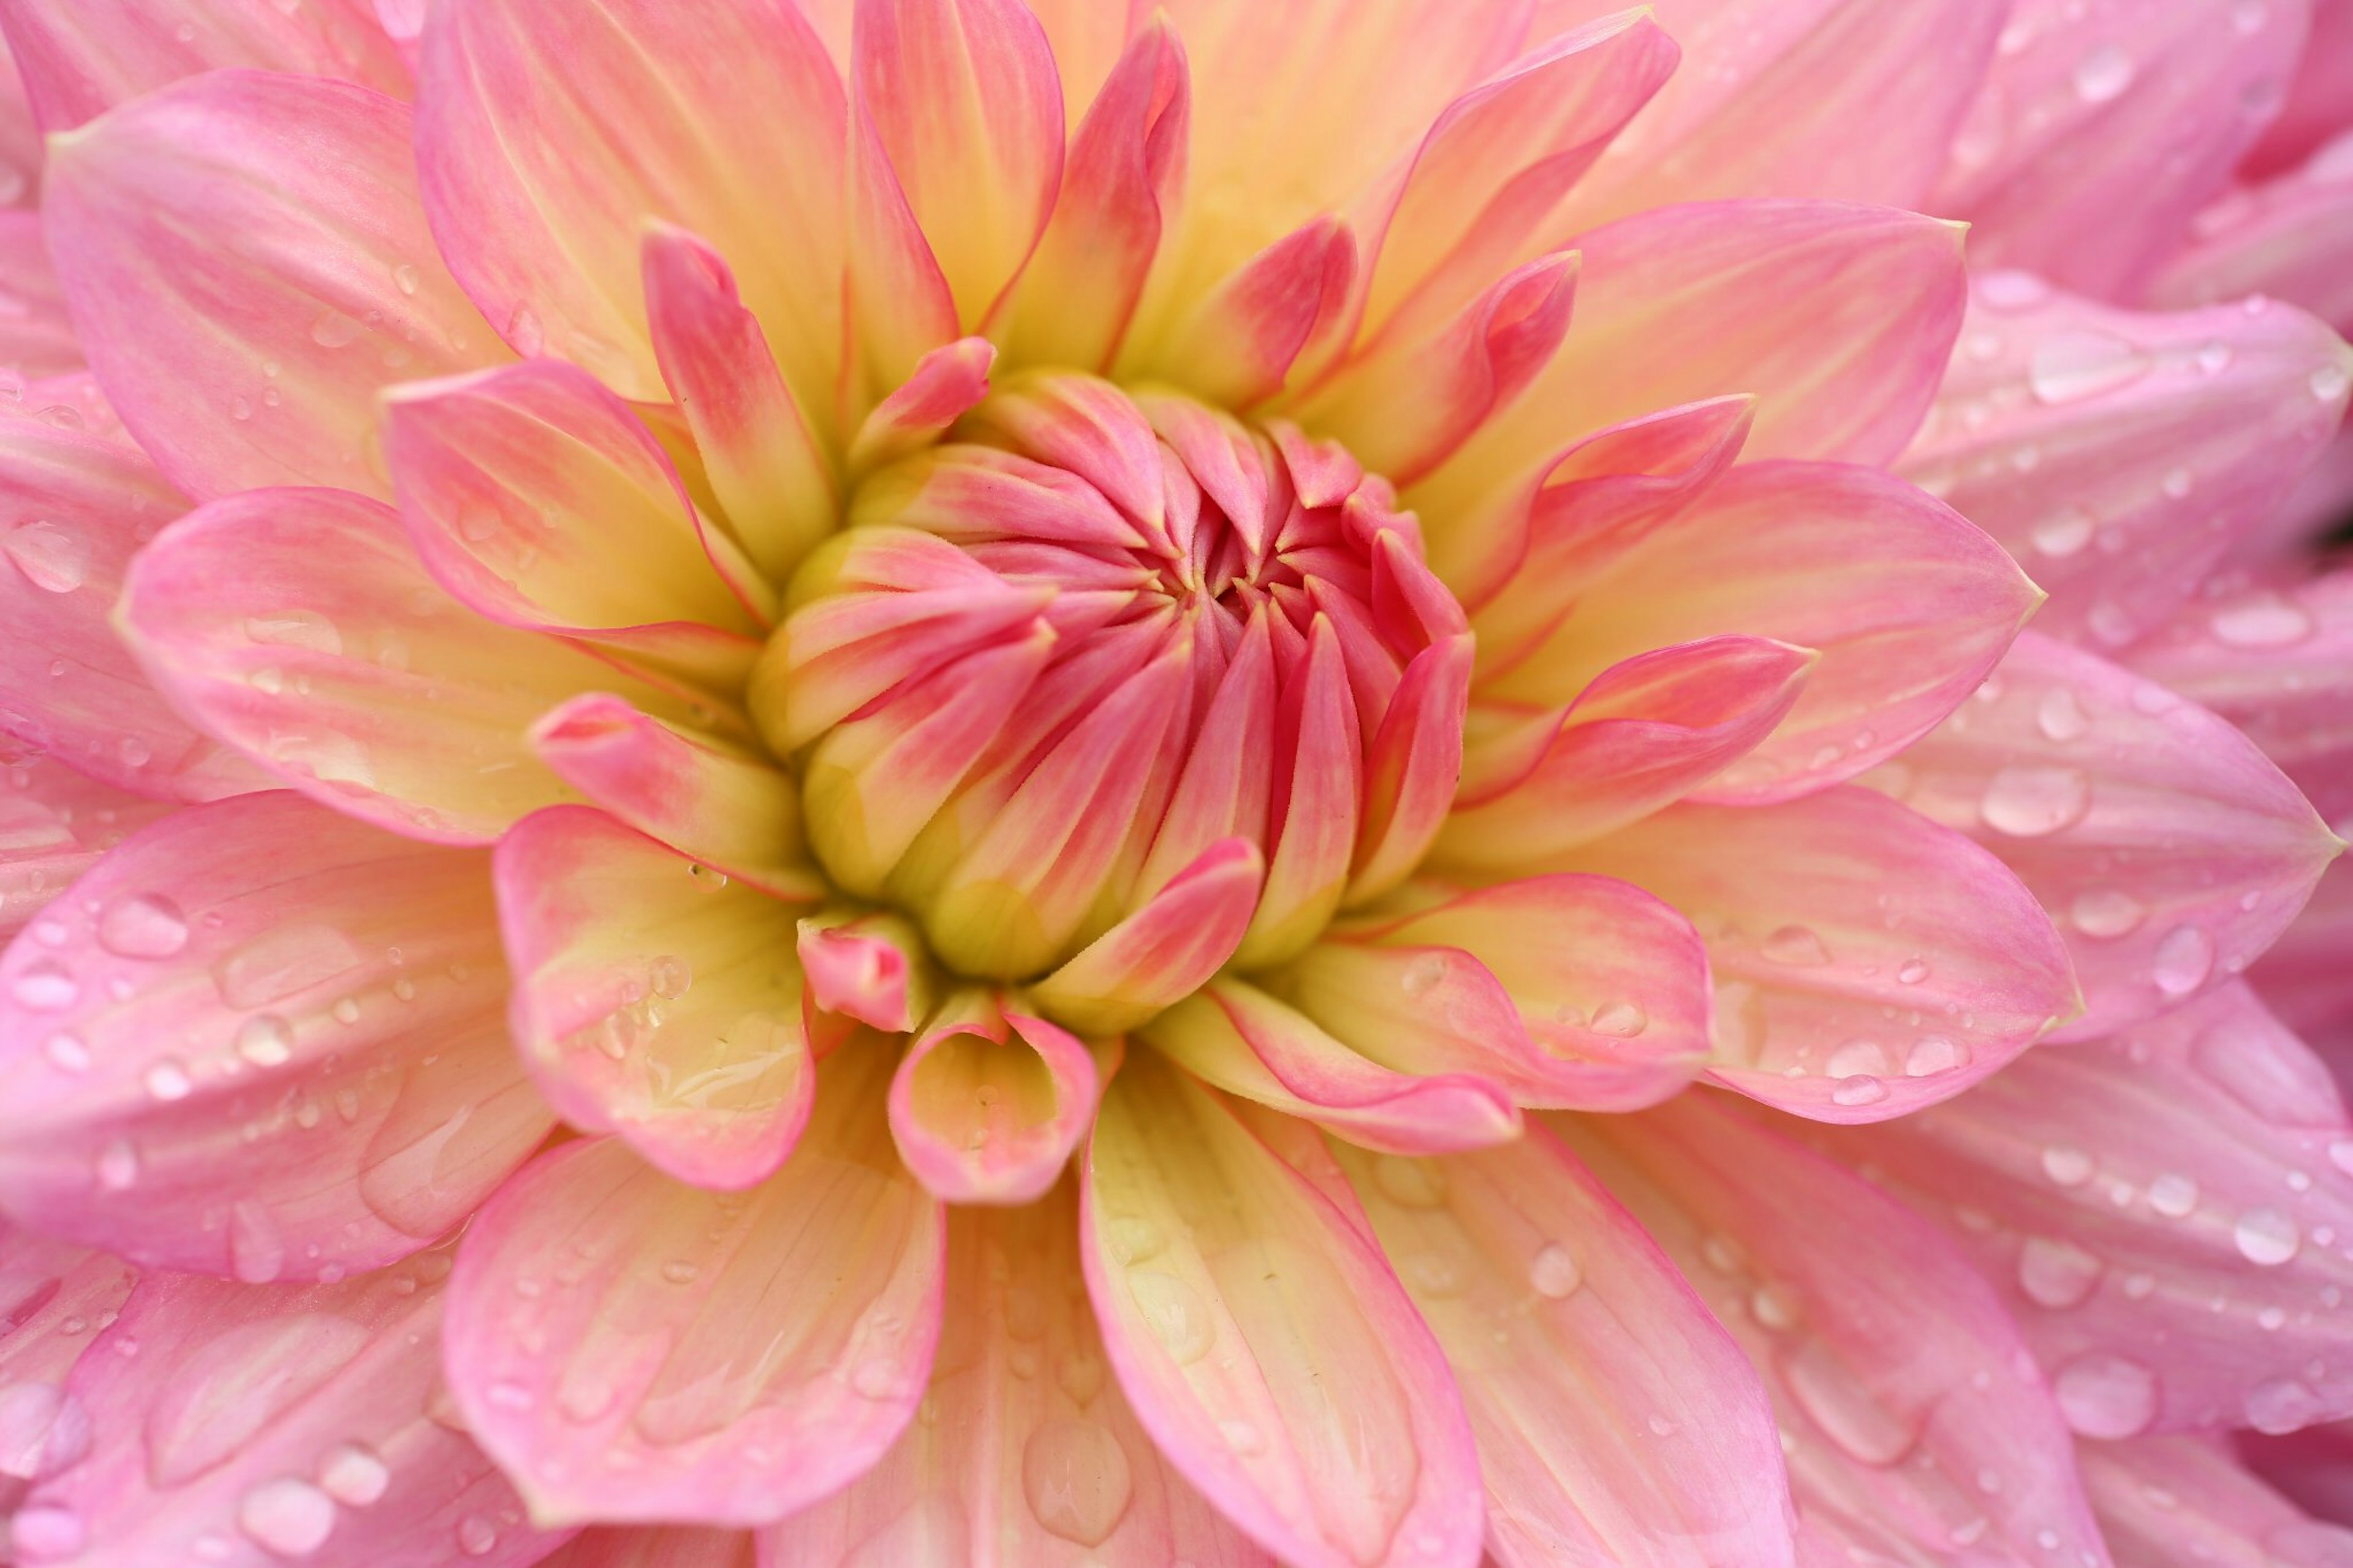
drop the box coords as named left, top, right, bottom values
left=751, top=373, right=1472, bottom=998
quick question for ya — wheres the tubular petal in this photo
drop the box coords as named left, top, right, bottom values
left=1567, top=1094, right=2112, bottom=1568
left=1329, top=1128, right=1795, bottom=1568
left=42, top=70, right=502, bottom=503
left=0, top=754, right=171, bottom=943
left=889, top=993, right=1102, bottom=1205
left=442, top=1042, right=946, bottom=1528
left=1556, top=788, right=2078, bottom=1119
left=494, top=806, right=817, bottom=1191
left=1081, top=1052, right=1485, bottom=1568
left=1814, top=982, right=2353, bottom=1441
left=415, top=0, right=846, bottom=412
left=16, top=1254, right=563, bottom=1566
left=0, top=791, right=550, bottom=1280
left=1876, top=631, right=2341, bottom=1043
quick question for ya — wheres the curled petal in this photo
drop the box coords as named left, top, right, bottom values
left=444, top=1042, right=945, bottom=1528
left=1034, top=837, right=1266, bottom=1036
left=889, top=993, right=1101, bottom=1205
left=846, top=335, right=998, bottom=474
left=1124, top=218, right=1358, bottom=411
left=1347, top=632, right=1474, bottom=903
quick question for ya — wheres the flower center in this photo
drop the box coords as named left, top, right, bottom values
left=752, top=373, right=1472, bottom=990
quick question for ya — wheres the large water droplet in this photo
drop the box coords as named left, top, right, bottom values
left=10, top=961, right=78, bottom=1012
left=2210, top=594, right=2314, bottom=648
left=97, top=893, right=189, bottom=960
left=317, top=1441, right=390, bottom=1506
left=1529, top=1244, right=1581, bottom=1300
left=1783, top=1338, right=1921, bottom=1464
left=2018, top=1236, right=2103, bottom=1308
left=11, top=1503, right=86, bottom=1561
left=2151, top=925, right=2215, bottom=1000
left=2071, top=888, right=2146, bottom=939
left=143, top=1058, right=193, bottom=1102
left=213, top=923, right=363, bottom=1009
left=235, top=1013, right=297, bottom=1068
left=1021, top=1417, right=1132, bottom=1546
left=309, top=310, right=361, bottom=349
left=1760, top=926, right=1830, bottom=966
left=2072, top=44, right=2135, bottom=103
left=2247, top=1376, right=2324, bottom=1434
left=237, top=1476, right=336, bottom=1556
left=2235, top=1206, right=2300, bottom=1266
left=2036, top=687, right=2089, bottom=742
left=2053, top=1352, right=2158, bottom=1437
left=2, top=520, right=91, bottom=594
left=2148, top=1172, right=2199, bottom=1218
left=1127, top=1272, right=1214, bottom=1364
left=2031, top=509, right=2094, bottom=558
left=1980, top=765, right=2090, bottom=836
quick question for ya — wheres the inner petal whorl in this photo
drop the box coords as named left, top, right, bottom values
left=752, top=373, right=1471, bottom=988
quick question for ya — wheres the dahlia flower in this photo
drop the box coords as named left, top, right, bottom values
left=2, top=0, right=2352, bottom=1564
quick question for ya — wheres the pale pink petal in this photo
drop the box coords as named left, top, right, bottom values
left=415, top=0, right=844, bottom=412
left=1540, top=0, right=2007, bottom=228
left=0, top=212, right=80, bottom=378
left=1565, top=1094, right=2109, bottom=1568
left=1481, top=461, right=2040, bottom=802
left=761, top=1184, right=1278, bottom=1567
left=15, top=1251, right=562, bottom=1567
left=1440, top=637, right=1816, bottom=862
left=1874, top=631, right=2339, bottom=1042
left=852, top=0, right=1061, bottom=327
left=0, top=754, right=170, bottom=943
left=2246, top=0, right=2353, bottom=178
left=2082, top=1434, right=2353, bottom=1568
left=889, top=994, right=1101, bottom=1206
left=494, top=806, right=816, bottom=1192
left=119, top=487, right=685, bottom=844
left=443, top=1043, right=945, bottom=1526
left=2153, top=148, right=2353, bottom=336
left=42, top=70, right=502, bottom=503
left=542, top=1527, right=756, bottom=1568
left=1415, top=201, right=1968, bottom=524
left=0, top=415, right=270, bottom=801
left=641, top=223, right=836, bottom=586
left=1125, top=217, right=1358, bottom=411
left=847, top=336, right=998, bottom=474
left=1330, top=1128, right=1793, bottom=1568
left=1556, top=787, right=2078, bottom=1119
left=1932, top=0, right=2313, bottom=298
left=0, top=791, right=550, bottom=1281
left=1815, top=982, right=2353, bottom=1440
left=0, top=0, right=407, bottom=131
left=996, top=20, right=1190, bottom=374
left=1081, top=1053, right=1485, bottom=1568
left=1271, top=874, right=1711, bottom=1113
left=1034, top=838, right=1265, bottom=1036
left=1900, top=276, right=2353, bottom=650
left=1139, top=980, right=1521, bottom=1156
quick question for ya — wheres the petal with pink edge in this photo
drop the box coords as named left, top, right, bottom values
left=119, top=487, right=686, bottom=844
left=1932, top=0, right=2312, bottom=299
left=0, top=754, right=170, bottom=943
left=1554, top=787, right=2078, bottom=1119
left=1126, top=217, right=1358, bottom=411
left=1034, top=838, right=1265, bottom=1036
left=0, top=791, right=550, bottom=1281
left=1563, top=1093, right=2110, bottom=1568
left=42, top=70, right=502, bottom=503
left=889, top=991, right=1101, bottom=1206
left=495, top=806, right=816, bottom=1192
left=1271, top=874, right=1712, bottom=1113
left=1330, top=1129, right=1794, bottom=1568
left=13, top=1250, right=563, bottom=1567
left=2153, top=153, right=2353, bottom=335
left=1817, top=981, right=2353, bottom=1440
left=0, top=415, right=271, bottom=802
left=762, top=1183, right=1278, bottom=1567
left=1141, top=979, right=1523, bottom=1155
left=1900, top=277, right=2353, bottom=650
left=1873, top=631, right=2340, bottom=1042
left=1482, top=461, right=2040, bottom=801
left=1081, top=1051, right=1485, bottom=1568
left=415, top=0, right=844, bottom=413
left=0, top=211, right=82, bottom=378
left=1415, top=200, right=1968, bottom=522
left=443, top=1042, right=945, bottom=1527
left=0, top=0, right=408, bottom=131
left=2082, top=1434, right=2353, bottom=1568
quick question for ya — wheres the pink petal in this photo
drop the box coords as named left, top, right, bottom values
left=996, top=19, right=1190, bottom=373
left=1483, top=461, right=2040, bottom=802
left=0, top=211, right=81, bottom=377
left=17, top=1250, right=562, bottom=1567
left=1234, top=614, right=1359, bottom=968
left=119, top=487, right=676, bottom=844
left=0, top=1221, right=137, bottom=1421
left=2249, top=0, right=2353, bottom=176
left=1814, top=981, right=2353, bottom=1441
left=889, top=994, right=1101, bottom=1205
left=1140, top=979, right=1521, bottom=1156
left=2153, top=151, right=2353, bottom=336
left=847, top=335, right=998, bottom=474
left=1127, top=217, right=1357, bottom=411
left=541, top=1527, right=756, bottom=1568
left=1564, top=1094, right=2109, bottom=1568
left=1900, top=276, right=2353, bottom=650
left=442, top=1043, right=945, bottom=1527
left=1441, top=636, right=1816, bottom=862
left=0, top=0, right=408, bottom=131
left=1933, top=0, right=2312, bottom=299
left=494, top=806, right=817, bottom=1191
left=1415, top=200, right=1968, bottom=523
left=0, top=754, right=170, bottom=944
left=529, top=694, right=815, bottom=901
left=641, top=223, right=836, bottom=585
left=1874, top=631, right=2339, bottom=1042
left=1559, top=787, right=2078, bottom=1119
left=1348, top=632, right=1475, bottom=903
left=844, top=99, right=963, bottom=403
left=797, top=909, right=930, bottom=1036
left=0, top=415, right=269, bottom=802
left=852, top=0, right=1061, bottom=327
left=761, top=1184, right=1279, bottom=1567
left=0, top=791, right=550, bottom=1280
left=1331, top=1127, right=1794, bottom=1568
left=41, top=70, right=501, bottom=503
left=415, top=0, right=844, bottom=411
left=1081, top=1053, right=1485, bottom=1568
left=1034, top=838, right=1266, bottom=1036
left=1276, top=874, right=1712, bottom=1113
left=2082, top=1434, right=2353, bottom=1568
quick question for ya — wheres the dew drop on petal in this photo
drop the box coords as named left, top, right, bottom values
left=1980, top=765, right=2090, bottom=837
left=10, top=961, right=78, bottom=1012
left=96, top=894, right=189, bottom=960
left=317, top=1442, right=389, bottom=1507
left=2029, top=331, right=2145, bottom=403
left=143, top=1058, right=192, bottom=1102
left=2053, top=1352, right=2158, bottom=1438
left=2, top=521, right=91, bottom=594
left=2071, top=888, right=2146, bottom=939
left=2040, top=1145, right=2093, bottom=1187
left=1761, top=926, right=1831, bottom=966
left=2247, top=1376, right=2325, bottom=1434
left=1529, top=1244, right=1582, bottom=1300
left=2151, top=925, right=2215, bottom=999
left=2018, top=1236, right=2103, bottom=1308
left=2235, top=1207, right=2300, bottom=1267
left=2148, top=1173, right=2199, bottom=1218
left=2209, top=594, right=2314, bottom=648
left=237, top=1477, right=336, bottom=1557
left=1021, top=1417, right=1132, bottom=1546
left=1126, top=1273, right=1214, bottom=1364
left=2072, top=44, right=2135, bottom=103
left=235, top=1013, right=296, bottom=1068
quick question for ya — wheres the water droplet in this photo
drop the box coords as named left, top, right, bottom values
left=2072, top=44, right=2135, bottom=103
left=1127, top=1272, right=1214, bottom=1364
left=2197, top=339, right=2235, bottom=374
left=243, top=610, right=344, bottom=654
left=1103, top=1215, right=1165, bottom=1265
left=238, top=1477, right=336, bottom=1556
left=1529, top=1243, right=1581, bottom=1299
left=2210, top=594, right=2314, bottom=647
left=42, top=1032, right=89, bottom=1073
left=1400, top=953, right=1447, bottom=997
left=317, top=1441, right=389, bottom=1506
left=2247, top=1376, right=2324, bottom=1434
left=1831, top=1075, right=1887, bottom=1107
left=2018, top=1236, right=2102, bottom=1308
left=455, top=1514, right=499, bottom=1556
left=96, top=893, right=189, bottom=959
left=2031, top=509, right=2094, bottom=558
left=1905, top=1036, right=1965, bottom=1076
left=213, top=923, right=363, bottom=1009
left=2160, top=466, right=2194, bottom=500
left=1981, top=765, right=2091, bottom=836
left=2030, top=331, right=2145, bottom=403
left=504, top=304, right=545, bottom=357
left=2235, top=1206, right=2300, bottom=1266
left=1588, top=999, right=1646, bottom=1037
left=235, top=1013, right=297, bottom=1068
left=1896, top=958, right=1931, bottom=985
left=229, top=1201, right=286, bottom=1283
left=309, top=310, right=361, bottom=349
left=1373, top=1154, right=1447, bottom=1208
left=144, top=1058, right=193, bottom=1102
left=94, top=1137, right=137, bottom=1192
left=2041, top=1145, right=2094, bottom=1187
left=1022, top=1417, right=1132, bottom=1545
left=1218, top=1418, right=1264, bottom=1455
left=2053, top=1352, right=2158, bottom=1437
left=1761, top=926, right=1831, bottom=966
left=2148, top=1173, right=2199, bottom=1218
left=2071, top=888, right=2146, bottom=939
left=2151, top=925, right=2214, bottom=999
left=392, top=262, right=421, bottom=296
left=2314, top=364, right=2352, bottom=403
left=2036, top=688, right=2089, bottom=743
left=1783, top=1338, right=1921, bottom=1464
left=1751, top=1281, right=1803, bottom=1331
left=2, top=521, right=91, bottom=594
left=12, top=1504, right=86, bottom=1560
left=10, top=961, right=78, bottom=1012
left=660, top=1259, right=701, bottom=1285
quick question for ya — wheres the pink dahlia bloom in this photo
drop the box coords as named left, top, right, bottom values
left=1, top=1, right=2352, bottom=1564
